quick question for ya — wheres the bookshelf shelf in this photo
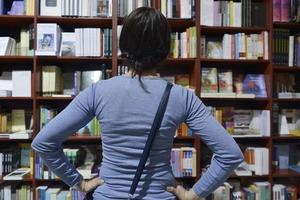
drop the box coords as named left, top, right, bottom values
left=272, top=135, right=300, bottom=141
left=273, top=22, right=300, bottom=29
left=273, top=98, right=300, bottom=103
left=37, top=56, right=112, bottom=65
left=0, top=56, right=34, bottom=65
left=0, top=138, right=32, bottom=142
left=272, top=169, right=300, bottom=177
left=200, top=26, right=268, bottom=34
left=37, top=16, right=113, bottom=27
left=200, top=97, right=270, bottom=102
left=66, top=135, right=101, bottom=142
left=36, top=96, right=74, bottom=101
left=233, top=136, right=270, bottom=141
left=201, top=58, right=269, bottom=65
left=0, top=97, right=33, bottom=100
left=230, top=174, right=269, bottom=178
left=0, top=15, right=34, bottom=26
left=273, top=66, right=300, bottom=73
left=167, top=18, right=195, bottom=29
left=0, top=175, right=33, bottom=183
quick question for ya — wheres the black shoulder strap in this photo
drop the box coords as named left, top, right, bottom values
left=128, top=82, right=173, bottom=199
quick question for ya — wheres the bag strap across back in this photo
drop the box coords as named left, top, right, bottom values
left=128, top=82, right=173, bottom=199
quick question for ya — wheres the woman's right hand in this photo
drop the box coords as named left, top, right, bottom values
left=77, top=177, right=104, bottom=193
left=167, top=185, right=203, bottom=200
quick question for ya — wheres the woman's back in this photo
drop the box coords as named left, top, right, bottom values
left=93, top=76, right=188, bottom=199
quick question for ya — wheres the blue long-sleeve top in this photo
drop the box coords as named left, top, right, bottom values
left=31, top=75, right=244, bottom=200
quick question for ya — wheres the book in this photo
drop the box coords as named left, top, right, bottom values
left=36, top=23, right=61, bottom=56
left=11, top=109, right=26, bottom=132
left=3, top=168, right=30, bottom=180
left=0, top=37, right=16, bottom=56
left=242, top=74, right=267, bottom=98
left=80, top=70, right=103, bottom=91
left=201, top=67, right=218, bottom=94
left=7, top=1, right=24, bottom=15
left=218, top=69, right=233, bottom=94
left=12, top=70, right=31, bottom=97
left=60, top=32, right=76, bottom=56
left=40, top=0, right=62, bottom=16
left=160, top=0, right=195, bottom=18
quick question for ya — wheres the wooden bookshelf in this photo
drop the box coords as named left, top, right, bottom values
left=1, top=0, right=300, bottom=198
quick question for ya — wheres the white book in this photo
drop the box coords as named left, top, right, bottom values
left=180, top=32, right=187, bottom=58
left=260, top=110, right=270, bottom=136
left=3, top=168, right=31, bottom=180
left=262, top=148, right=269, bottom=175
left=201, top=0, right=214, bottom=26
left=0, top=37, right=12, bottom=56
left=264, top=31, right=269, bottom=60
left=108, top=0, right=112, bottom=17
left=97, top=28, right=101, bottom=57
left=247, top=35, right=253, bottom=59
left=78, top=0, right=82, bottom=16
left=4, top=185, right=11, bottom=200
left=40, top=0, right=62, bottom=16
left=0, top=153, right=2, bottom=176
left=36, top=23, right=60, bottom=56
left=288, top=36, right=295, bottom=67
left=0, top=79, right=13, bottom=91
left=61, top=0, right=65, bottom=15
left=236, top=3, right=242, bottom=27
left=75, top=29, right=80, bottom=56
left=60, top=32, right=76, bottom=56
left=167, top=0, right=172, bottom=18
left=12, top=70, right=31, bottom=97
left=254, top=148, right=263, bottom=175
left=161, top=0, right=167, bottom=17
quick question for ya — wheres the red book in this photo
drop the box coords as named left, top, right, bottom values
left=281, top=0, right=291, bottom=22
left=273, top=0, right=281, bottom=22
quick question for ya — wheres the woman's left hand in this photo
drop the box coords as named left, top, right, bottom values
left=77, top=177, right=104, bottom=193
left=167, top=185, right=203, bottom=200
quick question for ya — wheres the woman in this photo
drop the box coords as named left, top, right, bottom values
left=31, top=7, right=244, bottom=200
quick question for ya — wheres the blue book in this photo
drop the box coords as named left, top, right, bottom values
left=242, top=74, right=267, bottom=97
left=57, top=191, right=68, bottom=200
left=0, top=0, right=3, bottom=14
left=289, top=165, right=300, bottom=173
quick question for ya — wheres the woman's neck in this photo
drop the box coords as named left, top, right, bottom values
left=125, top=69, right=158, bottom=77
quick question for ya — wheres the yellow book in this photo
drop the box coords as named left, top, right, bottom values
left=11, top=109, right=26, bottom=132
left=229, top=0, right=233, bottom=26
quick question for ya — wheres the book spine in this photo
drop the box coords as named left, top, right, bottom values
left=281, top=0, right=291, bottom=22
left=273, top=0, right=282, bottom=21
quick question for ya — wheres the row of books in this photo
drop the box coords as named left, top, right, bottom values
left=40, top=66, right=109, bottom=96
left=274, top=73, right=300, bottom=99
left=273, top=184, right=298, bottom=200
left=243, top=147, right=269, bottom=176
left=0, top=27, right=34, bottom=56
left=0, top=185, right=32, bottom=200
left=278, top=109, right=300, bottom=136
left=201, top=32, right=269, bottom=60
left=201, top=0, right=265, bottom=27
left=35, top=147, right=85, bottom=180
left=171, top=147, right=197, bottom=177
left=170, top=27, right=197, bottom=58
left=273, top=0, right=300, bottom=22
left=0, top=109, right=33, bottom=140
left=36, top=187, right=86, bottom=200
left=36, top=23, right=112, bottom=57
left=201, top=68, right=267, bottom=98
left=273, top=143, right=300, bottom=174
left=40, top=0, right=112, bottom=17
left=40, top=106, right=101, bottom=136
left=117, top=0, right=151, bottom=17
left=175, top=123, right=192, bottom=137
left=0, top=144, right=33, bottom=177
left=213, top=181, right=271, bottom=200
left=160, top=0, right=195, bottom=19
left=0, top=70, right=31, bottom=97
left=117, top=65, right=129, bottom=76
left=0, top=0, right=34, bottom=15
left=35, top=145, right=101, bottom=180
left=273, top=29, right=300, bottom=67
left=208, top=107, right=270, bottom=137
